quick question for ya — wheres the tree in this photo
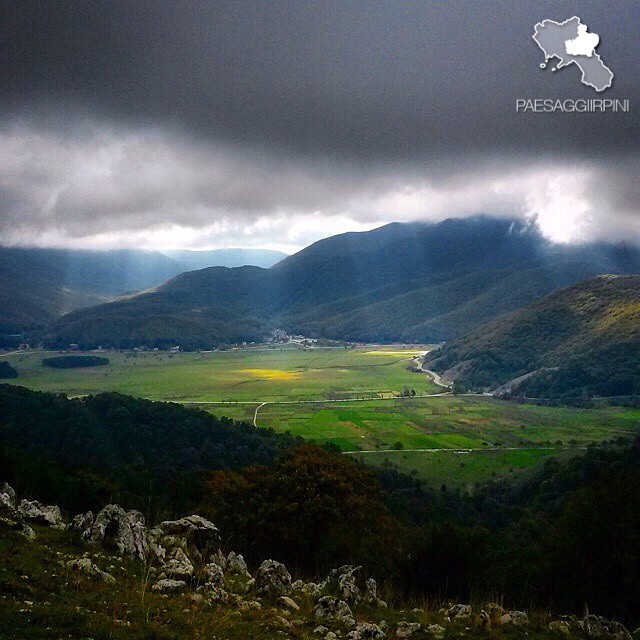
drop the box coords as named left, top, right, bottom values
left=204, top=444, right=402, bottom=575
left=0, top=362, right=18, bottom=378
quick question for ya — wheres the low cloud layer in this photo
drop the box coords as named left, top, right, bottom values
left=1, top=1, right=639, bottom=250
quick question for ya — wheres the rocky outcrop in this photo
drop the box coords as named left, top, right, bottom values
left=70, top=505, right=147, bottom=559
left=396, top=621, right=421, bottom=638
left=0, top=484, right=47, bottom=540
left=0, top=482, right=16, bottom=509
left=161, top=547, right=194, bottom=581
left=323, top=565, right=385, bottom=607
left=148, top=515, right=219, bottom=564
left=255, top=559, right=292, bottom=596
left=313, top=596, right=356, bottom=629
left=426, top=624, right=446, bottom=639
left=498, top=610, right=528, bottom=627
left=583, top=615, right=632, bottom=640
left=292, top=579, right=322, bottom=600
left=4, top=484, right=634, bottom=640
left=278, top=595, right=300, bottom=611
left=446, top=603, right=472, bottom=620
left=226, top=550, right=251, bottom=578
left=18, top=499, right=64, bottom=528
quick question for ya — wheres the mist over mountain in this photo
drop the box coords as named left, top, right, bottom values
left=162, top=248, right=287, bottom=270
left=0, top=247, right=187, bottom=334
left=41, top=216, right=640, bottom=349
left=0, top=246, right=292, bottom=339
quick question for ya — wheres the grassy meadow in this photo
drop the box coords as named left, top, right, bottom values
left=2, top=345, right=436, bottom=402
left=3, top=346, right=639, bottom=489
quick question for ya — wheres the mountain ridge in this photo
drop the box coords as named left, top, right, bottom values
left=40, top=216, right=640, bottom=349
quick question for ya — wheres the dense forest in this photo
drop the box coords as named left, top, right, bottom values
left=2, top=385, right=640, bottom=624
left=0, top=385, right=298, bottom=518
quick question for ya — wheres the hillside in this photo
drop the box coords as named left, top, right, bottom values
left=425, top=275, right=640, bottom=399
left=3, top=386, right=640, bottom=631
left=0, top=384, right=296, bottom=516
left=0, top=247, right=186, bottom=337
left=0, top=248, right=288, bottom=343
left=2, top=489, right=636, bottom=640
left=43, top=217, right=640, bottom=349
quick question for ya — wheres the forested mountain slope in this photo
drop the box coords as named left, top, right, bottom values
left=42, top=217, right=640, bottom=348
left=425, top=275, right=640, bottom=399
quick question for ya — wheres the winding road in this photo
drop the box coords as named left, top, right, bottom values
left=412, top=354, right=453, bottom=389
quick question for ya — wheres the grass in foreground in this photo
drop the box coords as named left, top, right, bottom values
left=0, top=524, right=575, bottom=640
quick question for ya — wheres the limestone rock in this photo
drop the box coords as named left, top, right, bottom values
left=447, top=604, right=471, bottom=620
left=152, top=578, right=187, bottom=594
left=426, top=624, right=446, bottom=639
left=583, top=615, right=631, bottom=640
left=204, top=561, right=226, bottom=588
left=313, top=596, right=356, bottom=629
left=200, top=583, right=229, bottom=602
left=255, top=559, right=292, bottom=596
left=348, top=622, right=386, bottom=639
left=17, top=523, right=36, bottom=541
left=396, top=621, right=421, bottom=638
left=0, top=482, right=16, bottom=511
left=162, top=547, right=194, bottom=581
left=18, top=499, right=64, bottom=528
left=71, top=505, right=147, bottom=559
left=66, top=558, right=116, bottom=584
left=209, top=549, right=228, bottom=570
left=291, top=579, right=322, bottom=600
left=149, top=515, right=219, bottom=563
left=498, top=611, right=528, bottom=627
left=279, top=595, right=300, bottom=611
left=226, top=550, right=250, bottom=577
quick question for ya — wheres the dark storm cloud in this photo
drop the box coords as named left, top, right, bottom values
left=0, top=0, right=639, bottom=248
left=3, top=0, right=639, bottom=158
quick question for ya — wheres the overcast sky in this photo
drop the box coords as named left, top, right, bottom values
left=1, top=0, right=639, bottom=252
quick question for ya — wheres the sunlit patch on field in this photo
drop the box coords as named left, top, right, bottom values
left=239, top=368, right=302, bottom=380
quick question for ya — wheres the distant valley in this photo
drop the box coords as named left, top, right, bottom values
left=3, top=216, right=640, bottom=401
left=0, top=247, right=287, bottom=335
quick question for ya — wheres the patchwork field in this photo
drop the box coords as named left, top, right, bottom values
left=197, top=396, right=640, bottom=488
left=207, top=395, right=640, bottom=449
left=2, top=346, right=436, bottom=402
left=3, top=346, right=639, bottom=489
